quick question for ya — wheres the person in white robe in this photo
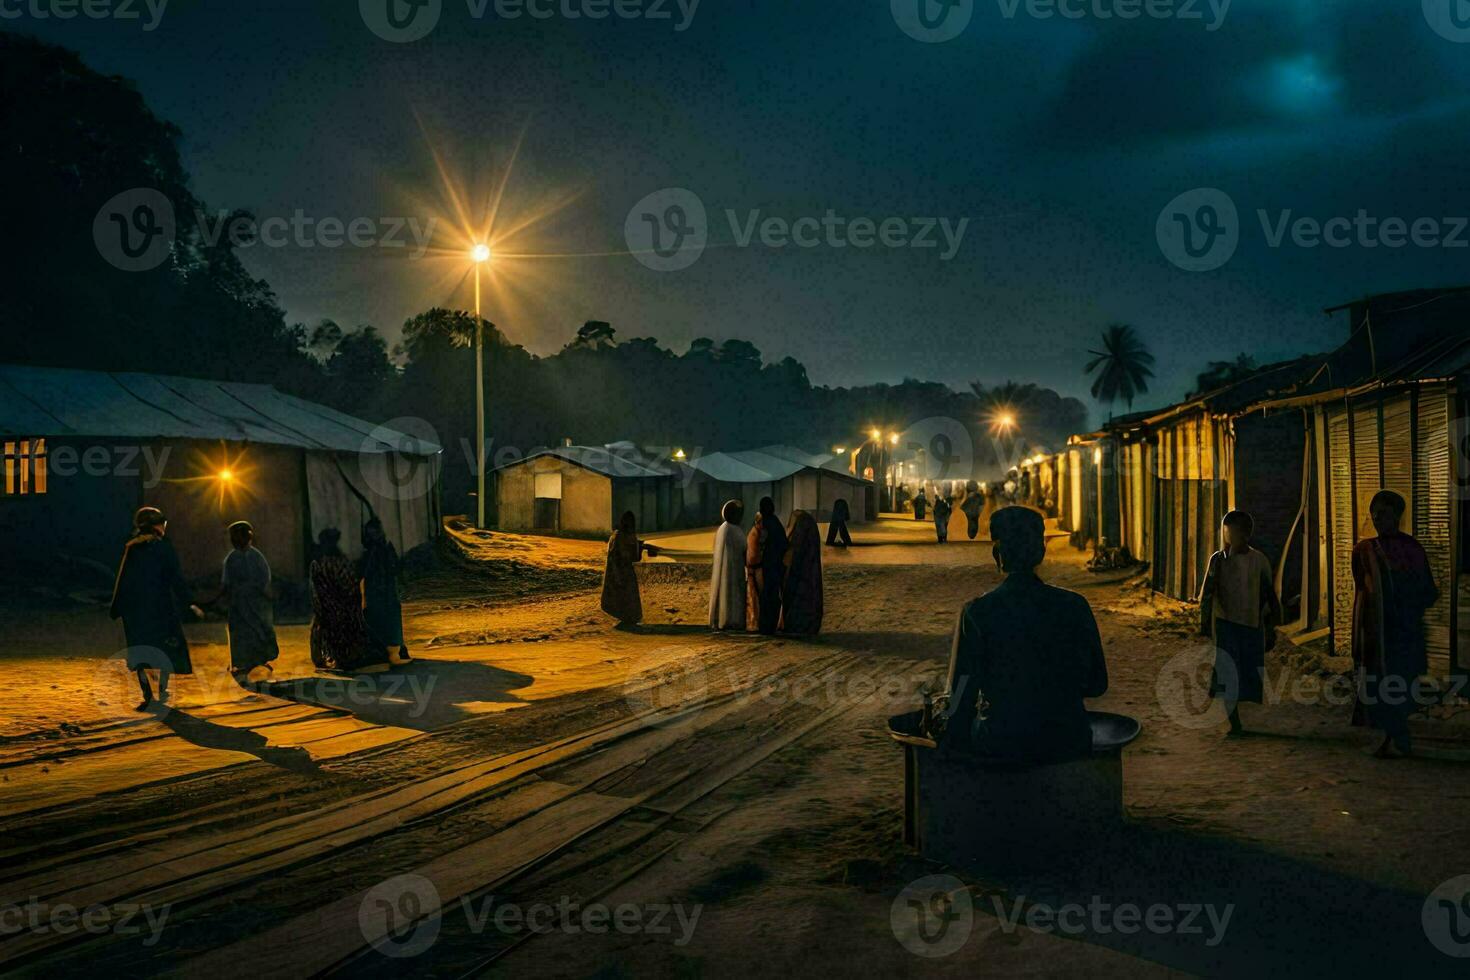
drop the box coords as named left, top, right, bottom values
left=709, top=500, right=747, bottom=630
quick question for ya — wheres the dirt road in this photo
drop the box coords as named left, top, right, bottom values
left=3, top=523, right=1469, bottom=977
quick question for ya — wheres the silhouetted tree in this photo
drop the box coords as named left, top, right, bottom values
left=1085, top=324, right=1155, bottom=412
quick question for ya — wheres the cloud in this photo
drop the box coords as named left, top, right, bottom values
left=1036, top=2, right=1460, bottom=147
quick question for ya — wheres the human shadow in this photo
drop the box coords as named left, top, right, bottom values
left=618, top=623, right=713, bottom=636
left=266, top=657, right=534, bottom=732
left=818, top=631, right=949, bottom=661
left=160, top=709, right=318, bottom=773
left=965, top=818, right=1456, bottom=977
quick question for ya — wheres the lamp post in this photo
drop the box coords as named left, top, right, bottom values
left=471, top=242, right=492, bottom=528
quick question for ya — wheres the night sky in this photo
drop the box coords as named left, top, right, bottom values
left=14, top=0, right=1470, bottom=417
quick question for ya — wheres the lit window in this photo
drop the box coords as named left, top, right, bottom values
left=3, top=439, right=47, bottom=496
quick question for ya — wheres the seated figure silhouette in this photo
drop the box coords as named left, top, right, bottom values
left=941, top=506, right=1109, bottom=764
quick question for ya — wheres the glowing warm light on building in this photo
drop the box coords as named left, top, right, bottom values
left=218, top=469, right=233, bottom=482
left=1093, top=447, right=1104, bottom=465
left=889, top=433, right=900, bottom=445
left=673, top=448, right=687, bottom=460
left=471, top=242, right=491, bottom=263
left=869, top=427, right=882, bottom=442
left=832, top=446, right=847, bottom=454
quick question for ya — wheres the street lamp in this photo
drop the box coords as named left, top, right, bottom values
left=472, top=243, right=492, bottom=528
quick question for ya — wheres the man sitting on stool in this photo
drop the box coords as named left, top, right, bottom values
left=940, top=506, right=1109, bottom=764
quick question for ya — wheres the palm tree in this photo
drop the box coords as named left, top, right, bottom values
left=1085, top=324, right=1155, bottom=412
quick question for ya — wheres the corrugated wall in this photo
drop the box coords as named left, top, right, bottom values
left=1324, top=385, right=1455, bottom=674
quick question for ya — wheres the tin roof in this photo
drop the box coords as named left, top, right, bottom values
left=0, top=365, right=439, bottom=455
left=494, top=445, right=671, bottom=479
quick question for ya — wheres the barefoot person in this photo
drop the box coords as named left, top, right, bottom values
left=218, top=520, right=279, bottom=681
left=1198, top=510, right=1281, bottom=736
left=939, top=506, right=1108, bottom=762
left=602, top=511, right=659, bottom=626
left=309, top=528, right=388, bottom=672
left=709, top=500, right=747, bottom=630
left=780, top=510, right=824, bottom=636
left=109, top=506, right=202, bottom=711
left=360, top=518, right=410, bottom=666
left=1351, top=490, right=1438, bottom=758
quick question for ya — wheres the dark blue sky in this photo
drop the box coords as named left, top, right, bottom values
left=14, top=0, right=1470, bottom=418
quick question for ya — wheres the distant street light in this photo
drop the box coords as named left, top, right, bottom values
left=472, top=243, right=492, bottom=528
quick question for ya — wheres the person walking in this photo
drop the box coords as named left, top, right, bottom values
left=825, top=496, right=853, bottom=547
left=1198, top=510, right=1282, bottom=736
left=217, top=520, right=279, bottom=680
left=1351, top=490, right=1438, bottom=757
left=110, top=506, right=202, bottom=711
left=932, top=493, right=952, bottom=544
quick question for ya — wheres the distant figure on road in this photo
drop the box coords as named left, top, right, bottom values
left=960, top=481, right=983, bottom=540
left=218, top=520, right=278, bottom=679
left=1198, top=510, right=1281, bottom=736
left=361, top=518, right=410, bottom=666
left=932, top=494, right=952, bottom=543
left=781, top=510, right=824, bottom=636
left=913, top=489, right=927, bottom=521
left=602, top=510, right=659, bottom=627
left=940, top=506, right=1108, bottom=763
left=826, top=496, right=853, bottom=547
left=110, top=506, right=202, bottom=711
left=709, top=500, right=747, bottom=630
left=746, top=496, right=788, bottom=634
left=310, top=528, right=388, bottom=672
left=1351, top=490, right=1438, bottom=758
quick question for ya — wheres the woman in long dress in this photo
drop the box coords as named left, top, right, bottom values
left=361, top=518, right=411, bottom=665
left=602, top=511, right=658, bottom=626
left=309, top=528, right=388, bottom=672
left=1351, top=490, right=1438, bottom=757
left=780, top=510, right=824, bottom=636
left=709, top=500, right=747, bottom=630
left=746, top=497, right=788, bottom=634
left=219, top=520, right=279, bottom=678
left=110, top=506, right=202, bottom=711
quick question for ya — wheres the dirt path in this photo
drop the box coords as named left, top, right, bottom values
left=3, top=534, right=1469, bottom=976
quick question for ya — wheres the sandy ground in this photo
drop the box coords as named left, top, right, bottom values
left=3, top=520, right=1470, bottom=977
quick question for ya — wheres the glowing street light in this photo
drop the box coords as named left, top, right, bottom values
left=472, top=243, right=491, bottom=528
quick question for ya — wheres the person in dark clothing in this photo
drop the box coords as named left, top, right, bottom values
left=1351, top=490, right=1438, bottom=757
left=932, top=494, right=952, bottom=543
left=746, top=496, right=788, bottom=634
left=940, top=506, right=1108, bottom=764
left=913, top=489, right=927, bottom=521
left=361, top=518, right=411, bottom=665
left=109, top=506, right=202, bottom=711
left=310, top=528, right=388, bottom=672
left=960, top=480, right=984, bottom=540
left=825, top=497, right=853, bottom=547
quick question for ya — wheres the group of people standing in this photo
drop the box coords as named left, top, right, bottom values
left=911, top=480, right=992, bottom=544
left=716, top=497, right=824, bottom=635
left=599, top=498, right=825, bottom=637
left=108, top=505, right=410, bottom=712
left=1197, top=490, right=1438, bottom=757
